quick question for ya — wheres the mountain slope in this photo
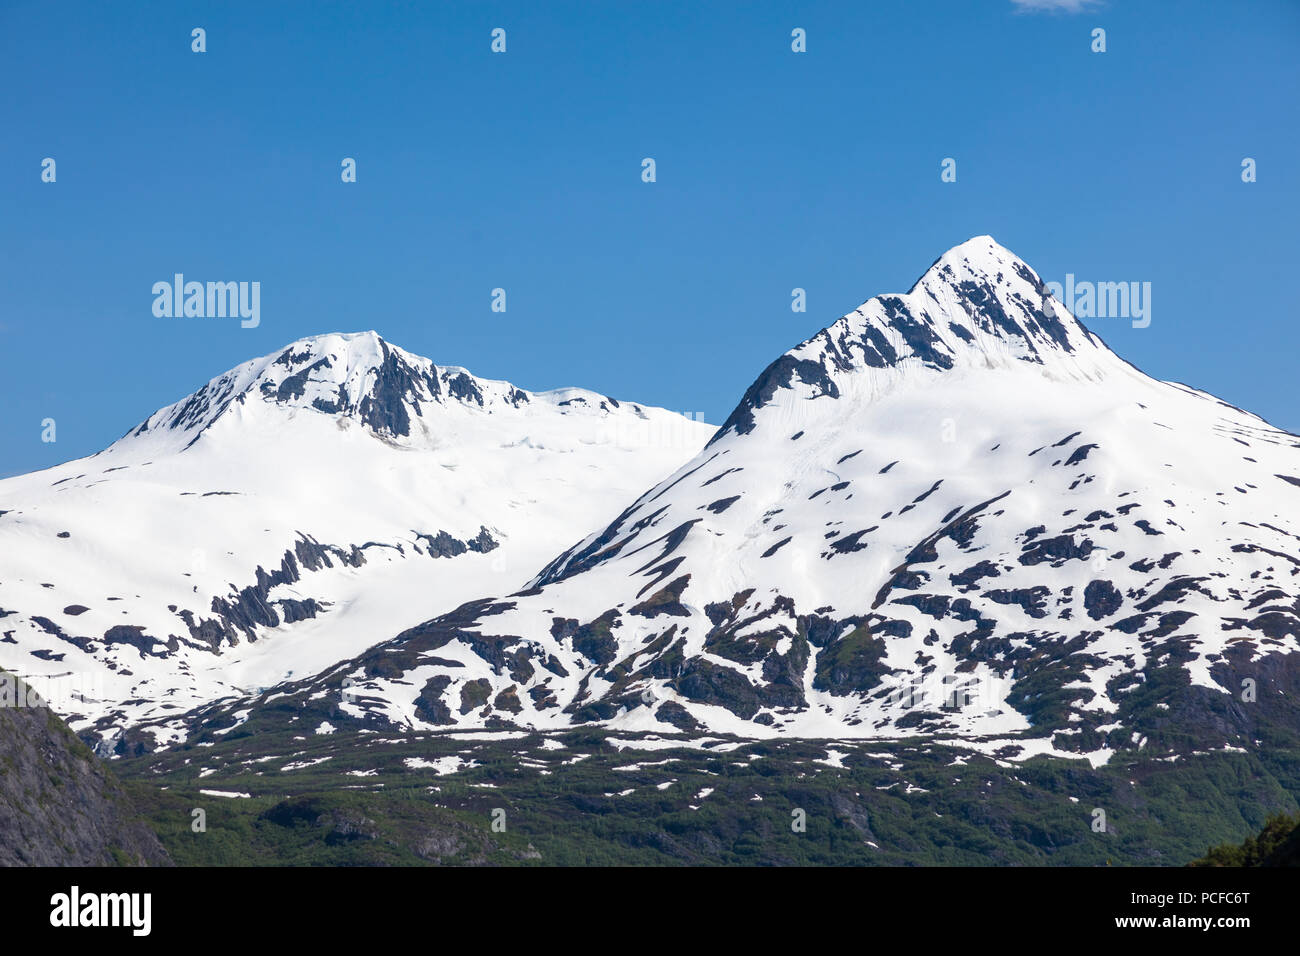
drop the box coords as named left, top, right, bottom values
left=0, top=671, right=169, bottom=866
left=175, top=238, right=1300, bottom=763
left=0, top=332, right=713, bottom=748
left=1193, top=812, right=1300, bottom=866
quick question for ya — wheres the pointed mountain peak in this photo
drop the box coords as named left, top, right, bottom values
left=713, top=238, right=1120, bottom=440
left=865, top=234, right=1105, bottom=368
left=919, top=234, right=1021, bottom=278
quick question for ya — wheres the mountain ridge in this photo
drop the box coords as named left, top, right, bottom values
left=142, top=237, right=1300, bottom=766
left=712, top=236, right=1128, bottom=445
left=0, top=333, right=714, bottom=749
left=108, top=329, right=661, bottom=458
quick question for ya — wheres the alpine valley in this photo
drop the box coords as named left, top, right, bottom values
left=5, top=238, right=1299, bottom=866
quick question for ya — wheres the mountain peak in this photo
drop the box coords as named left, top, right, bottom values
left=921, top=233, right=1012, bottom=273
left=111, top=331, right=659, bottom=456
left=714, top=237, right=1119, bottom=440
left=923, top=233, right=1013, bottom=268
left=861, top=234, right=1106, bottom=371
left=117, top=330, right=496, bottom=449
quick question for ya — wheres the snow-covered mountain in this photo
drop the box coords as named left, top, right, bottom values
left=175, top=238, right=1300, bottom=763
left=0, top=331, right=713, bottom=745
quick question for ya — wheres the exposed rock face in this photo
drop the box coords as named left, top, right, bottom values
left=157, top=238, right=1300, bottom=770
left=0, top=673, right=169, bottom=866
left=0, top=331, right=713, bottom=747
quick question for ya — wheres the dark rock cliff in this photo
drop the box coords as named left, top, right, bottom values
left=0, top=672, right=169, bottom=866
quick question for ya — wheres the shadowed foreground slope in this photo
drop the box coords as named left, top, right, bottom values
left=0, top=673, right=169, bottom=866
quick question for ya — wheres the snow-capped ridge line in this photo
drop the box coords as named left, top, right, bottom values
left=0, top=329, right=716, bottom=743
left=111, top=330, right=671, bottom=456
left=711, top=236, right=1127, bottom=444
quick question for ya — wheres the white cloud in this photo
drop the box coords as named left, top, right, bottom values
left=1010, top=0, right=1103, bottom=12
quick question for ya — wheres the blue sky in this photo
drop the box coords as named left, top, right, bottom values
left=2, top=0, right=1297, bottom=477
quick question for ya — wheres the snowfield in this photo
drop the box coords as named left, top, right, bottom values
left=151, top=237, right=1300, bottom=762
left=7, top=239, right=1300, bottom=767
left=0, top=331, right=713, bottom=745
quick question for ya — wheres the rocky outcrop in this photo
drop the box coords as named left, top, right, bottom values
left=0, top=672, right=169, bottom=866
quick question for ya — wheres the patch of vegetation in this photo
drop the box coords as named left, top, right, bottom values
left=115, top=725, right=1300, bottom=867
left=1191, top=812, right=1300, bottom=866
